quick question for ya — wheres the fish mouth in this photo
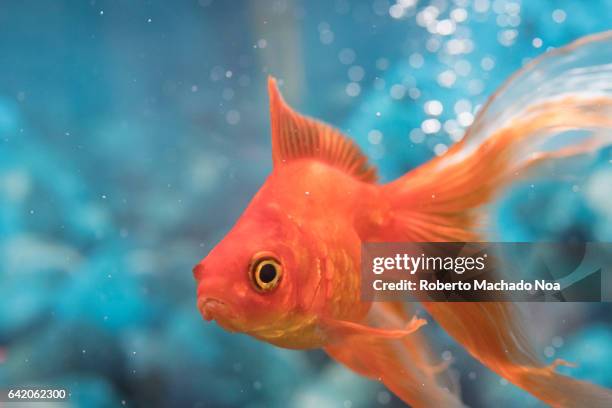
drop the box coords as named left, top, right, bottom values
left=198, top=298, right=289, bottom=340
left=198, top=297, right=235, bottom=323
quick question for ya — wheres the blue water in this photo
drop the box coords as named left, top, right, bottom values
left=1, top=1, right=611, bottom=407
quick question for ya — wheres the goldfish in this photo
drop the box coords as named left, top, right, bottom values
left=194, top=32, right=612, bottom=407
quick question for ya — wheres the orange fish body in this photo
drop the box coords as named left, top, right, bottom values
left=195, top=32, right=612, bottom=407
left=197, top=158, right=375, bottom=349
left=196, top=82, right=394, bottom=349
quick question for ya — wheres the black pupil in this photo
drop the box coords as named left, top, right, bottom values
left=259, top=263, right=277, bottom=284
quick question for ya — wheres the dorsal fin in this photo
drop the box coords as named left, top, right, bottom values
left=268, top=77, right=377, bottom=183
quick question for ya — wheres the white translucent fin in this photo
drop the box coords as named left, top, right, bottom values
left=378, top=32, right=612, bottom=407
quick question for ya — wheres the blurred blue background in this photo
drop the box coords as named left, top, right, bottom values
left=1, top=1, right=611, bottom=407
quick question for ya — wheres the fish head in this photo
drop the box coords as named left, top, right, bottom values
left=194, top=203, right=327, bottom=349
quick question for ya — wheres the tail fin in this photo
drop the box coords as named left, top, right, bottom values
left=378, top=32, right=612, bottom=407
left=382, top=32, right=612, bottom=240
left=423, top=302, right=612, bottom=408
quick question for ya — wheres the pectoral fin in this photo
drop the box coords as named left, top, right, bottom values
left=322, top=314, right=426, bottom=341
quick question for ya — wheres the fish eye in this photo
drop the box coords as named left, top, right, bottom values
left=249, top=253, right=282, bottom=292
